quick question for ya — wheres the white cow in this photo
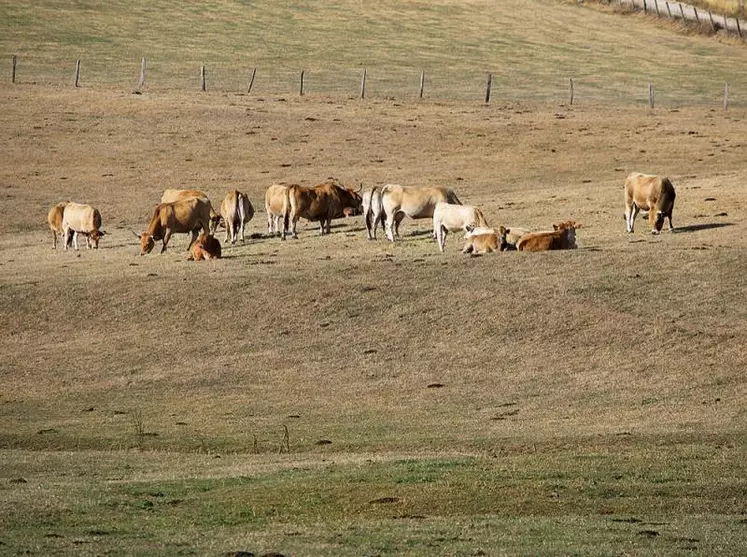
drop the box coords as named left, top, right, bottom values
left=433, top=202, right=489, bottom=252
left=61, top=202, right=106, bottom=250
left=362, top=186, right=385, bottom=240
left=380, top=184, right=462, bottom=242
left=220, top=190, right=254, bottom=244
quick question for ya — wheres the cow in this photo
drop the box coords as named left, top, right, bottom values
left=516, top=221, right=581, bottom=252
left=264, top=184, right=290, bottom=237
left=432, top=202, right=489, bottom=253
left=61, top=202, right=106, bottom=250
left=462, top=232, right=499, bottom=255
left=380, top=184, right=462, bottom=242
left=136, top=197, right=212, bottom=255
left=161, top=188, right=221, bottom=233
left=47, top=201, right=70, bottom=249
left=362, top=186, right=386, bottom=240
left=188, top=232, right=222, bottom=261
left=624, top=172, right=676, bottom=234
left=461, top=225, right=526, bottom=254
left=283, top=180, right=363, bottom=240
left=219, top=190, right=255, bottom=244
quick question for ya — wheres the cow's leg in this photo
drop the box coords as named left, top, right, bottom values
left=394, top=212, right=404, bottom=237
left=291, top=217, right=299, bottom=239
left=239, top=218, right=245, bottom=242
left=649, top=209, right=660, bottom=235
left=365, top=211, right=373, bottom=240
left=72, top=231, right=80, bottom=251
left=51, top=230, right=57, bottom=250
left=224, top=219, right=231, bottom=243
left=385, top=211, right=396, bottom=242
left=437, top=225, right=446, bottom=252
left=325, top=217, right=332, bottom=235
left=63, top=228, right=70, bottom=251
left=626, top=204, right=639, bottom=233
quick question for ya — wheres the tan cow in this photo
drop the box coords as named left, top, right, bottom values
left=624, top=173, right=676, bottom=234
left=283, top=180, right=363, bottom=240
left=264, top=184, right=290, bottom=237
left=61, top=202, right=106, bottom=250
left=161, top=188, right=221, bottom=232
left=380, top=184, right=462, bottom=241
left=188, top=233, right=222, bottom=261
left=432, top=202, right=489, bottom=252
left=362, top=186, right=385, bottom=240
left=462, top=232, right=499, bottom=255
left=461, top=225, right=526, bottom=254
left=219, top=190, right=255, bottom=244
left=516, top=221, right=581, bottom=252
left=47, top=201, right=70, bottom=249
left=136, top=197, right=212, bottom=255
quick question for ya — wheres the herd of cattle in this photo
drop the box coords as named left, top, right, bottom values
left=45, top=172, right=676, bottom=258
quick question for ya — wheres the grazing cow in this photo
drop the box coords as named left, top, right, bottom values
left=624, top=173, right=676, bottom=234
left=136, top=197, right=212, bottom=255
left=362, top=186, right=386, bottom=240
left=516, top=221, right=581, bottom=252
left=264, top=184, right=290, bottom=237
left=47, top=201, right=70, bottom=249
left=188, top=233, right=222, bottom=261
left=380, top=184, right=462, bottom=241
left=219, top=190, right=255, bottom=244
left=161, top=188, right=221, bottom=232
left=433, top=202, right=489, bottom=252
left=61, top=202, right=106, bottom=250
left=283, top=180, right=363, bottom=240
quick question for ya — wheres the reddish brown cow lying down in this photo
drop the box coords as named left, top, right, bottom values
left=516, top=221, right=581, bottom=252
left=188, top=233, right=222, bottom=261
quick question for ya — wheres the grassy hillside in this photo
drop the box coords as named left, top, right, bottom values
left=1, top=1, right=747, bottom=555
left=1, top=0, right=747, bottom=103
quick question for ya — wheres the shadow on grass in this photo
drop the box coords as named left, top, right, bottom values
left=672, top=222, right=735, bottom=233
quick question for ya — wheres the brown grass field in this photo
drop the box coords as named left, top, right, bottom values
left=2, top=1, right=747, bottom=555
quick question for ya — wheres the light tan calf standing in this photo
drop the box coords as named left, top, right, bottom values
left=432, top=202, right=489, bottom=252
left=624, top=173, right=676, bottom=234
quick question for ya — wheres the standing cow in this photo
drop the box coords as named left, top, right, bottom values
left=61, top=202, right=106, bottom=250
left=136, top=197, right=212, bottom=255
left=161, top=188, right=221, bottom=233
left=380, top=184, right=462, bottom=242
left=283, top=180, right=363, bottom=240
left=47, top=201, right=70, bottom=249
left=219, top=190, right=254, bottom=244
left=624, top=173, right=676, bottom=234
left=362, top=186, right=385, bottom=240
left=432, top=202, right=489, bottom=252
left=264, top=184, right=290, bottom=237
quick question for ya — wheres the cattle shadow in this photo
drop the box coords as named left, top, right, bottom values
left=672, top=222, right=735, bottom=234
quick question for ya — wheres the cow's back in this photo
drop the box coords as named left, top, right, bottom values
left=161, top=189, right=209, bottom=204
left=221, top=190, right=239, bottom=222
left=47, top=201, right=69, bottom=231
left=265, top=184, right=289, bottom=215
left=62, top=202, right=98, bottom=232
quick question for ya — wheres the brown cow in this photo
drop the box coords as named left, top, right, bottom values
left=219, top=190, right=255, bottom=244
left=516, top=221, right=581, bottom=252
left=624, top=173, right=676, bottom=234
left=161, top=188, right=221, bottom=232
left=188, top=233, right=222, bottom=261
left=462, top=232, right=500, bottom=255
left=47, top=201, right=70, bottom=249
left=61, top=202, right=106, bottom=250
left=283, top=180, right=363, bottom=240
left=136, top=197, right=212, bottom=255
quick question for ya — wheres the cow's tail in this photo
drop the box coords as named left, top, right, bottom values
left=282, top=185, right=293, bottom=236
left=447, top=189, right=462, bottom=206
left=475, top=208, right=489, bottom=228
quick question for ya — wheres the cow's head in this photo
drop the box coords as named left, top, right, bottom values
left=653, top=212, right=665, bottom=233
left=135, top=231, right=155, bottom=255
left=344, top=183, right=364, bottom=216
left=89, top=229, right=106, bottom=249
left=210, top=213, right=222, bottom=234
left=554, top=221, right=581, bottom=248
left=498, top=226, right=515, bottom=251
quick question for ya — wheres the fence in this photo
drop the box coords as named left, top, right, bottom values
left=609, top=0, right=746, bottom=35
left=4, top=54, right=742, bottom=109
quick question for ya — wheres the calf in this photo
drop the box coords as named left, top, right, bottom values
left=432, top=202, right=489, bottom=252
left=516, top=221, right=581, bottom=252
left=188, top=233, right=222, bottom=261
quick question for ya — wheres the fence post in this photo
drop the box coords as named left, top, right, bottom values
left=679, top=3, right=686, bottom=20
left=200, top=65, right=206, bottom=91
left=708, top=11, right=716, bottom=31
left=569, top=78, right=574, bottom=106
left=11, top=55, right=16, bottom=83
left=137, top=57, right=146, bottom=90
left=693, top=7, right=699, bottom=23
left=665, top=1, right=672, bottom=18
left=649, top=83, right=655, bottom=108
left=360, top=68, right=366, bottom=99
left=247, top=67, right=256, bottom=93
left=419, top=70, right=425, bottom=99
left=484, top=73, right=492, bottom=104
left=737, top=17, right=743, bottom=38
left=74, top=59, right=81, bottom=87
left=654, top=0, right=660, bottom=17
left=299, top=70, right=305, bottom=96
left=723, top=83, right=729, bottom=110
left=643, top=0, right=647, bottom=12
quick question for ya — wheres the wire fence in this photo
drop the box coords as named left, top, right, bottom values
left=4, top=54, right=742, bottom=109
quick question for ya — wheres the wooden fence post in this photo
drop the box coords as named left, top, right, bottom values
left=200, top=65, right=206, bottom=91
left=654, top=0, right=660, bottom=17
left=665, top=2, right=672, bottom=18
left=360, top=68, right=367, bottom=99
left=679, top=3, right=686, bottom=21
left=569, top=78, right=574, bottom=106
left=74, top=59, right=81, bottom=87
left=693, top=7, right=699, bottom=24
left=708, top=11, right=716, bottom=31
left=419, top=70, right=425, bottom=99
left=723, top=83, right=729, bottom=110
left=11, top=55, right=16, bottom=83
left=737, top=17, right=743, bottom=38
left=649, top=83, right=655, bottom=108
left=484, top=73, right=492, bottom=104
left=247, top=67, right=256, bottom=93
left=299, top=70, right=305, bottom=96
left=643, top=0, right=648, bottom=12
left=137, top=57, right=146, bottom=90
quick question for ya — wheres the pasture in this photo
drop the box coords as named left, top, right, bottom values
left=2, top=1, right=747, bottom=555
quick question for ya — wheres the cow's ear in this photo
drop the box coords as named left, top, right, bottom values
left=99, top=230, right=107, bottom=236
left=131, top=229, right=141, bottom=239
left=553, top=224, right=559, bottom=231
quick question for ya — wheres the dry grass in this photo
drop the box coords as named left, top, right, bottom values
left=2, top=1, right=747, bottom=555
